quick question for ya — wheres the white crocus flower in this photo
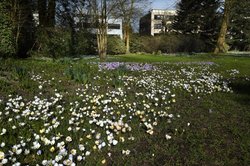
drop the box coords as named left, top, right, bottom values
left=165, top=134, right=172, bottom=140
left=112, top=140, right=118, bottom=146
left=122, top=149, right=131, bottom=155
left=1, top=158, right=8, bottom=164
left=85, top=151, right=91, bottom=156
left=32, top=141, right=41, bottom=149
left=66, top=136, right=72, bottom=142
left=0, top=142, right=5, bottom=147
left=77, top=155, right=83, bottom=161
left=79, top=144, right=85, bottom=151
left=0, top=151, right=5, bottom=160
left=1, top=128, right=7, bottom=135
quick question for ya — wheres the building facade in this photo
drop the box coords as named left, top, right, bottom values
left=75, top=17, right=123, bottom=39
left=140, top=9, right=176, bottom=36
left=33, top=13, right=123, bottom=39
left=107, top=19, right=123, bottom=39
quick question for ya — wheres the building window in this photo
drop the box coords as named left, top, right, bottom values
left=108, top=24, right=120, bottom=29
left=154, top=15, right=164, bottom=20
left=154, top=24, right=162, bottom=29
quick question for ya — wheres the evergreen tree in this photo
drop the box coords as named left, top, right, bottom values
left=229, top=0, right=250, bottom=51
left=199, top=1, right=221, bottom=45
left=173, top=0, right=221, bottom=50
left=174, top=0, right=203, bottom=34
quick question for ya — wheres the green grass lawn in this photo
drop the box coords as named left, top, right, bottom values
left=91, top=53, right=250, bottom=75
left=0, top=54, right=249, bottom=165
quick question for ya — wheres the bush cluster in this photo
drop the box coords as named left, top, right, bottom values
left=107, top=36, right=126, bottom=55
left=130, top=34, right=209, bottom=54
left=75, top=31, right=97, bottom=55
left=31, top=28, right=71, bottom=58
left=30, top=31, right=214, bottom=57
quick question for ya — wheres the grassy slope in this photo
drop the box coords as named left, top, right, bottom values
left=0, top=54, right=249, bottom=165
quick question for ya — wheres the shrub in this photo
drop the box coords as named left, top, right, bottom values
left=130, top=34, right=144, bottom=53
left=141, top=36, right=161, bottom=53
left=31, top=28, right=71, bottom=58
left=75, top=31, right=97, bottom=55
left=130, top=34, right=208, bottom=54
left=177, top=35, right=207, bottom=53
left=245, top=44, right=250, bottom=51
left=107, top=36, right=126, bottom=55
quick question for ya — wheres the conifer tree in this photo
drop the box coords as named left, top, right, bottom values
left=229, top=0, right=250, bottom=51
left=173, top=0, right=221, bottom=50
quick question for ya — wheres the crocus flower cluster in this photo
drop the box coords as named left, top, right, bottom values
left=0, top=62, right=237, bottom=165
left=98, top=62, right=157, bottom=71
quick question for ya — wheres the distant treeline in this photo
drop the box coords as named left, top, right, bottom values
left=0, top=0, right=249, bottom=59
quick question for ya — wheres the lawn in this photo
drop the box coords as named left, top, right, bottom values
left=0, top=54, right=249, bottom=165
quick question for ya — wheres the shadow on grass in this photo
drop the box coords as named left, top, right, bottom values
left=229, top=78, right=250, bottom=105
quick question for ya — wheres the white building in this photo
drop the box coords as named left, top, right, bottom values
left=107, top=18, right=123, bottom=39
left=74, top=16, right=123, bottom=39
left=33, top=12, right=123, bottom=39
left=140, top=9, right=177, bottom=36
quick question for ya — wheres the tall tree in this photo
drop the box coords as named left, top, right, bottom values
left=3, top=0, right=35, bottom=57
left=228, top=0, right=250, bottom=51
left=115, top=0, right=148, bottom=54
left=15, top=0, right=34, bottom=57
left=174, top=0, right=202, bottom=34
left=57, top=0, right=86, bottom=56
left=38, top=0, right=56, bottom=27
left=48, top=0, right=56, bottom=27
left=173, top=0, right=221, bottom=49
left=214, top=0, right=236, bottom=53
left=87, top=0, right=118, bottom=60
left=38, top=0, right=47, bottom=27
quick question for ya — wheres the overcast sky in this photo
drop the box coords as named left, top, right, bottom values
left=151, top=0, right=178, bottom=10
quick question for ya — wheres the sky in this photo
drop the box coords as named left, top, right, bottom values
left=151, top=0, right=178, bottom=10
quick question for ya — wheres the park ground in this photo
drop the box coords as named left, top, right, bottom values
left=0, top=53, right=249, bottom=165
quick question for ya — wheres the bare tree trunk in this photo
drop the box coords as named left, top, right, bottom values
left=97, top=0, right=108, bottom=61
left=10, top=0, right=19, bottom=52
left=88, top=0, right=116, bottom=60
left=11, top=0, right=34, bottom=57
left=15, top=9, right=21, bottom=51
left=38, top=0, right=47, bottom=27
left=70, top=23, right=77, bottom=56
left=125, top=24, right=130, bottom=54
left=48, top=0, right=56, bottom=27
left=214, top=0, right=231, bottom=54
left=97, top=28, right=107, bottom=61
